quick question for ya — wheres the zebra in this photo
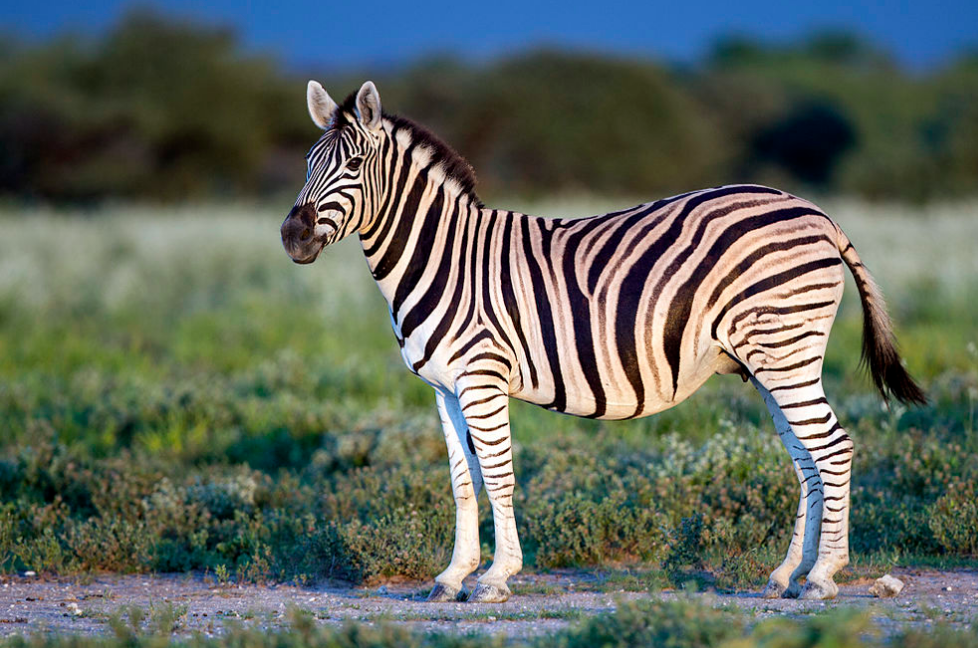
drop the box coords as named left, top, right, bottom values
left=281, top=80, right=926, bottom=603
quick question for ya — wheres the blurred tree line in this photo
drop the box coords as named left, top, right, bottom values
left=1, top=10, right=976, bottom=203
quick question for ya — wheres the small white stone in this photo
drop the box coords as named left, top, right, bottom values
left=945, top=586, right=953, bottom=592
left=868, top=574, right=905, bottom=598
left=24, top=571, right=36, bottom=577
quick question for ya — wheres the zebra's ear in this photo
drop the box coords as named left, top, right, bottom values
left=356, top=81, right=382, bottom=132
left=307, top=80, right=337, bottom=130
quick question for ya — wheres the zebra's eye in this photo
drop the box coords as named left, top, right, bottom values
left=346, top=157, right=363, bottom=171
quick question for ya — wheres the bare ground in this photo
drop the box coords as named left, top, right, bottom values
left=1, top=569, right=976, bottom=640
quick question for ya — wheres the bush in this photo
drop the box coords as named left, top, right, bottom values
left=928, top=480, right=978, bottom=556
left=1, top=207, right=976, bottom=585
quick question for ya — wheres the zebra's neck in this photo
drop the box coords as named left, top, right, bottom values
left=357, top=155, right=489, bottom=334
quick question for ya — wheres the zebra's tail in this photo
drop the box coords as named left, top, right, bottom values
left=836, top=227, right=927, bottom=406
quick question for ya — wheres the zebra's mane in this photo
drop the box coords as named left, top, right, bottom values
left=334, top=91, right=482, bottom=205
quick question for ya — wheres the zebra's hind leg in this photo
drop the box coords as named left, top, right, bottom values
left=754, top=375, right=853, bottom=600
left=752, top=379, right=822, bottom=599
left=428, top=391, right=484, bottom=602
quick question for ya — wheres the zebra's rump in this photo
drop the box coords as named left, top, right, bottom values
left=501, top=184, right=846, bottom=420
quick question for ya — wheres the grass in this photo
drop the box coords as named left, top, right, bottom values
left=0, top=198, right=976, bottom=594
left=3, top=598, right=978, bottom=647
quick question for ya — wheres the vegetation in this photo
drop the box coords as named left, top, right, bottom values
left=0, top=199, right=975, bottom=590
left=3, top=598, right=978, bottom=647
left=2, top=10, right=978, bottom=203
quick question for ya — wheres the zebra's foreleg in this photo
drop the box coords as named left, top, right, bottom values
left=753, top=379, right=822, bottom=599
left=428, top=391, right=484, bottom=602
left=456, top=375, right=522, bottom=603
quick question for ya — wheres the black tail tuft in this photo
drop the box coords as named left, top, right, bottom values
left=839, top=229, right=927, bottom=406
left=860, top=315, right=928, bottom=406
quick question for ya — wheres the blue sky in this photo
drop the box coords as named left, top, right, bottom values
left=3, top=0, right=977, bottom=70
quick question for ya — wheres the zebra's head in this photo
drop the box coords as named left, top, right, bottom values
left=281, top=80, right=384, bottom=264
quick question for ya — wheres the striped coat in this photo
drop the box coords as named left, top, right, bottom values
left=282, top=80, right=925, bottom=603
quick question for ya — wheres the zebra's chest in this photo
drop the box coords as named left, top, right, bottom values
left=395, top=319, right=461, bottom=392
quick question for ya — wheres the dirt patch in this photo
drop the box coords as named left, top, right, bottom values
left=1, top=569, right=975, bottom=639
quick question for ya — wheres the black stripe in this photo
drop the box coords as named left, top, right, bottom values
left=361, top=131, right=409, bottom=245
left=754, top=355, right=822, bottom=373
left=460, top=369, right=508, bottom=383
left=768, top=377, right=821, bottom=393
left=795, top=421, right=842, bottom=441
left=712, top=257, right=843, bottom=340
left=484, top=471, right=514, bottom=480
left=499, top=213, right=539, bottom=389
left=779, top=397, right=829, bottom=409
left=452, top=209, right=484, bottom=339
left=762, top=330, right=826, bottom=348
left=466, top=405, right=507, bottom=420
left=777, top=281, right=842, bottom=299
left=468, top=423, right=508, bottom=435
left=706, top=234, right=834, bottom=312
left=411, top=213, right=471, bottom=373
left=479, top=211, right=517, bottom=359
left=585, top=188, right=716, bottom=295
left=462, top=392, right=507, bottom=408
left=448, top=330, right=494, bottom=364
left=399, top=195, right=462, bottom=340
left=371, top=166, right=429, bottom=280
left=522, top=218, right=566, bottom=411
left=391, top=185, right=445, bottom=317
left=469, top=351, right=512, bottom=368
left=586, top=203, right=666, bottom=293
left=807, top=435, right=851, bottom=453
left=787, top=412, right=833, bottom=426
left=732, top=322, right=805, bottom=350
left=563, top=224, right=606, bottom=418
left=482, top=445, right=511, bottom=458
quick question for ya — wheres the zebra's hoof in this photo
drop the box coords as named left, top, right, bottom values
left=782, top=580, right=803, bottom=599
left=469, top=582, right=511, bottom=603
left=760, top=579, right=786, bottom=599
left=427, top=583, right=465, bottom=602
left=800, top=579, right=838, bottom=600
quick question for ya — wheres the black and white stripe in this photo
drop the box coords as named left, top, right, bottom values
left=282, top=80, right=926, bottom=603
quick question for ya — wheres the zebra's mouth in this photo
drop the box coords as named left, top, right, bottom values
left=289, top=242, right=324, bottom=265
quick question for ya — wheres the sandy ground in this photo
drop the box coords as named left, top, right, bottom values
left=1, top=569, right=976, bottom=640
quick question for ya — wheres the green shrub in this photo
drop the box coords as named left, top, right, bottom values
left=552, top=598, right=743, bottom=648
left=736, top=608, right=876, bottom=648
left=520, top=450, right=669, bottom=567
left=928, top=480, right=978, bottom=555
left=0, top=207, right=976, bottom=585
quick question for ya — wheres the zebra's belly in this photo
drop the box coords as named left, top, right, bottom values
left=510, top=385, right=677, bottom=420
left=510, top=347, right=723, bottom=421
left=511, top=371, right=712, bottom=420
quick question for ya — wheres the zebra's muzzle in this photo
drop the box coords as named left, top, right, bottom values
left=281, top=204, right=323, bottom=264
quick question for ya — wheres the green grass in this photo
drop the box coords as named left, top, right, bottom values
left=3, top=599, right=978, bottom=648
left=0, top=199, right=976, bottom=587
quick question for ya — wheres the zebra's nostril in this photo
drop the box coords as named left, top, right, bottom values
left=300, top=228, right=311, bottom=241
